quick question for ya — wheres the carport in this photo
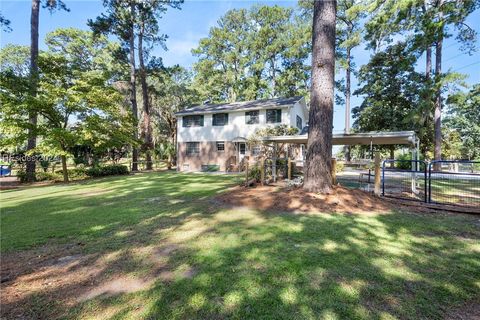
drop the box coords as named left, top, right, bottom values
left=261, top=130, right=420, bottom=183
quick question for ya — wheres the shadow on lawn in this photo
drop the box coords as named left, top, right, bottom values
left=1, top=172, right=479, bottom=319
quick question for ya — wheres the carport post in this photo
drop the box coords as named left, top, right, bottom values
left=260, top=156, right=265, bottom=185
left=374, top=151, right=381, bottom=196
left=411, top=147, right=417, bottom=194
left=331, top=158, right=337, bottom=185
left=272, top=143, right=277, bottom=182
left=288, top=157, right=292, bottom=180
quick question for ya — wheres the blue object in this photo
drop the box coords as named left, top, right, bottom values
left=0, top=165, right=11, bottom=177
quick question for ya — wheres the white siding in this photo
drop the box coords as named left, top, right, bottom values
left=289, top=99, right=308, bottom=131
left=177, top=108, right=291, bottom=142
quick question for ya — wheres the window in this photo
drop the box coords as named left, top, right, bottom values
left=212, top=113, right=228, bottom=126
left=239, top=143, right=246, bottom=155
left=266, top=109, right=282, bottom=123
left=296, top=115, right=303, bottom=130
left=216, top=141, right=225, bottom=152
left=183, top=115, right=204, bottom=127
left=186, top=142, right=199, bottom=156
left=252, top=145, right=261, bottom=156
left=245, top=110, right=259, bottom=124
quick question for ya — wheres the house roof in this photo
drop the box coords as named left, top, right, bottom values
left=175, top=96, right=304, bottom=116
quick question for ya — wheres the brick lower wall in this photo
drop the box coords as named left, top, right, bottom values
left=177, top=141, right=237, bottom=172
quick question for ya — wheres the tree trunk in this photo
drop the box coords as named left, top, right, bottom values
left=434, top=14, right=443, bottom=165
left=271, top=57, right=276, bottom=98
left=390, top=146, right=395, bottom=168
left=138, top=18, right=153, bottom=170
left=129, top=3, right=139, bottom=172
left=426, top=46, right=432, bottom=80
left=61, top=155, right=69, bottom=183
left=344, top=46, right=351, bottom=162
left=303, top=0, right=336, bottom=193
left=26, top=0, right=40, bottom=182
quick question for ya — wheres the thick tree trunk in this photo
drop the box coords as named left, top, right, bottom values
left=303, top=0, right=336, bottom=193
left=61, top=155, right=69, bottom=182
left=129, top=3, right=139, bottom=172
left=138, top=19, right=153, bottom=170
left=344, top=46, right=351, bottom=162
left=434, top=25, right=443, bottom=164
left=26, top=0, right=40, bottom=182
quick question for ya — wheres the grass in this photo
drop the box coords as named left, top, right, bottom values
left=1, top=171, right=479, bottom=319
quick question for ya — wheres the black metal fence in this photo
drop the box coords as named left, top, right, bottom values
left=428, top=160, right=480, bottom=207
left=382, top=160, right=427, bottom=202
left=382, top=159, right=480, bottom=207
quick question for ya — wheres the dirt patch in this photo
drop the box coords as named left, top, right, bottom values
left=77, top=277, right=155, bottom=302
left=214, top=183, right=393, bottom=215
left=0, top=241, right=193, bottom=319
left=444, top=298, right=480, bottom=320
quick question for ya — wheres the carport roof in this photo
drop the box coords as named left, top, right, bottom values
left=262, top=131, right=417, bottom=146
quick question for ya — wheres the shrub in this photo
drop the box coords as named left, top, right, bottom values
left=86, top=164, right=129, bottom=177
left=248, top=165, right=261, bottom=182
left=396, top=153, right=413, bottom=170
left=39, top=160, right=50, bottom=172
left=18, top=170, right=61, bottom=182
left=68, top=168, right=88, bottom=180
left=335, top=161, right=344, bottom=173
left=36, top=172, right=62, bottom=182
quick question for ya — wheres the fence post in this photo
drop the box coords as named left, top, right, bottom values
left=245, top=161, right=249, bottom=187
left=260, top=157, right=265, bottom=186
left=428, top=161, right=432, bottom=203
left=331, top=158, right=337, bottom=185
left=288, top=158, right=292, bottom=180
left=382, top=160, right=386, bottom=196
left=424, top=161, right=428, bottom=203
left=374, top=151, right=381, bottom=196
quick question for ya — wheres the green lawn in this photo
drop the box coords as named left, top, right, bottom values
left=1, top=172, right=479, bottom=319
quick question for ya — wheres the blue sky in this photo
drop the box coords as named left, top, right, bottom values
left=1, top=0, right=479, bottom=133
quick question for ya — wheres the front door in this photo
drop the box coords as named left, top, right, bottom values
left=239, top=143, right=246, bottom=163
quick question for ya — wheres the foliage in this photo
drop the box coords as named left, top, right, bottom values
left=150, top=66, right=200, bottom=146
left=444, top=84, right=480, bottom=159
left=192, top=5, right=310, bottom=102
left=0, top=29, right=135, bottom=182
left=247, top=164, right=262, bottom=182
left=17, top=170, right=61, bottom=183
left=352, top=42, right=432, bottom=153
left=335, top=161, right=344, bottom=173
left=85, top=164, right=129, bottom=177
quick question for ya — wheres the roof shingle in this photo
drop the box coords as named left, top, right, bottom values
left=175, top=96, right=303, bottom=116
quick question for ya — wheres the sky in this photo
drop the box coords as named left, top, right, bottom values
left=1, top=0, right=479, bottom=134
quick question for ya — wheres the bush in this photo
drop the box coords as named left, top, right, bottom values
left=248, top=165, right=261, bottom=182
left=86, top=164, right=129, bottom=177
left=39, top=160, right=50, bottom=172
left=36, top=172, right=62, bottom=181
left=18, top=170, right=61, bottom=182
left=335, top=161, right=344, bottom=173
left=53, top=168, right=88, bottom=180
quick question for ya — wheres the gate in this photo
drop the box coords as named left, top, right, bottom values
left=428, top=160, right=480, bottom=207
left=382, top=160, right=427, bottom=202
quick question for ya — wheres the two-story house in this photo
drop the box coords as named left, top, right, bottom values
left=175, top=96, right=308, bottom=172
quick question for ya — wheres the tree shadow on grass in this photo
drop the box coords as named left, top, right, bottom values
left=1, top=172, right=479, bottom=319
left=69, top=210, right=479, bottom=319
